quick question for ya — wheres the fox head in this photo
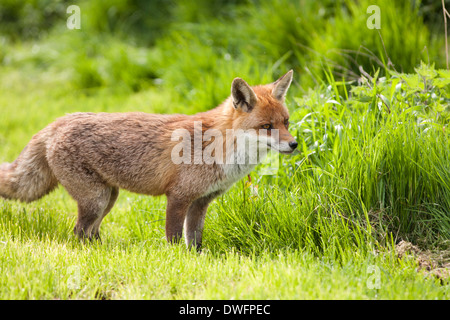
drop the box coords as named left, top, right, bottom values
left=230, top=70, right=297, bottom=154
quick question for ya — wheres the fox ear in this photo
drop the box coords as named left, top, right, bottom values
left=272, top=70, right=293, bottom=101
left=231, top=78, right=258, bottom=113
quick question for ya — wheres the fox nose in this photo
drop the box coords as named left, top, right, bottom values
left=289, top=141, right=298, bottom=150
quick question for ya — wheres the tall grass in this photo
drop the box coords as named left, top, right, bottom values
left=276, top=64, right=450, bottom=246
left=1, top=1, right=445, bottom=92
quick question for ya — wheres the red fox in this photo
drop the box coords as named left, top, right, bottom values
left=0, top=70, right=297, bottom=249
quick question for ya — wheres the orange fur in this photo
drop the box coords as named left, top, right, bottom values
left=0, top=71, right=297, bottom=249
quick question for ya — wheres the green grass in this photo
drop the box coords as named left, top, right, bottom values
left=0, top=188, right=447, bottom=300
left=1, top=0, right=449, bottom=300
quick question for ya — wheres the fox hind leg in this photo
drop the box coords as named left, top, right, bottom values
left=91, top=187, right=119, bottom=241
left=70, top=186, right=114, bottom=241
left=48, top=154, right=117, bottom=241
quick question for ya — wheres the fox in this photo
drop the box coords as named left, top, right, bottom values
left=0, top=70, right=297, bottom=249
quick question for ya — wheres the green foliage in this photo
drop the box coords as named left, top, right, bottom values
left=273, top=63, right=450, bottom=245
left=81, top=0, right=174, bottom=45
left=0, top=0, right=446, bottom=92
left=0, top=0, right=69, bottom=40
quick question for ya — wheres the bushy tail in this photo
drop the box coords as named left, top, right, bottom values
left=0, top=130, right=58, bottom=203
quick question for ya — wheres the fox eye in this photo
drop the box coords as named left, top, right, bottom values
left=284, top=119, right=289, bottom=128
left=261, top=124, right=272, bottom=130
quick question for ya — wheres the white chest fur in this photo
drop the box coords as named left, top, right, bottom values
left=205, top=139, right=268, bottom=195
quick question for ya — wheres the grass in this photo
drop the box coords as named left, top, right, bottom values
left=0, top=189, right=447, bottom=300
left=1, top=236, right=446, bottom=299
left=1, top=0, right=450, bottom=300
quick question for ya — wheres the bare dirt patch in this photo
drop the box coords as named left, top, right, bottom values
left=395, top=240, right=450, bottom=282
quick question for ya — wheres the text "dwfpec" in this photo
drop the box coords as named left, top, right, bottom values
left=224, top=304, right=270, bottom=315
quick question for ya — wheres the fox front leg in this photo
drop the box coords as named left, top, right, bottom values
left=184, top=191, right=221, bottom=250
left=165, top=195, right=190, bottom=245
